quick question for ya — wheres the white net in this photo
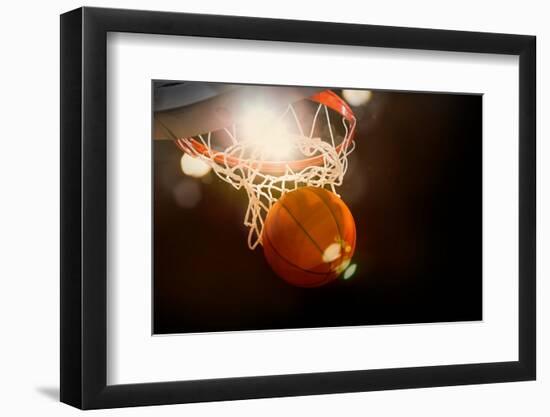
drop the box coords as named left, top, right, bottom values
left=176, top=96, right=356, bottom=249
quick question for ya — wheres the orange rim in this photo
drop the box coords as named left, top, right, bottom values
left=174, top=90, right=356, bottom=175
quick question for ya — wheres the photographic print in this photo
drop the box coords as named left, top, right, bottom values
left=153, top=81, right=482, bottom=334
left=60, top=9, right=536, bottom=407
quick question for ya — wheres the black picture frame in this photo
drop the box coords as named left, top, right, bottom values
left=60, top=6, right=536, bottom=410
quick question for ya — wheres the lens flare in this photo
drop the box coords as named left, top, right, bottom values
left=240, top=105, right=295, bottom=161
left=343, top=263, right=358, bottom=280
left=322, top=242, right=342, bottom=263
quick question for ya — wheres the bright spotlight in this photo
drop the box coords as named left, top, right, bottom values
left=240, top=104, right=296, bottom=161
left=180, top=154, right=212, bottom=178
left=342, top=89, right=372, bottom=107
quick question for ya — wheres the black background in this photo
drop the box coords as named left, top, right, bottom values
left=153, top=89, right=482, bottom=334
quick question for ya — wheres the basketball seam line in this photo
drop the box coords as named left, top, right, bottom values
left=303, top=187, right=343, bottom=244
left=278, top=200, right=324, bottom=255
left=263, top=231, right=331, bottom=276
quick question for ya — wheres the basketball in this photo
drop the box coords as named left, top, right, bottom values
left=262, top=187, right=356, bottom=287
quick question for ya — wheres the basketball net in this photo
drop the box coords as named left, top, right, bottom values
left=175, top=91, right=357, bottom=249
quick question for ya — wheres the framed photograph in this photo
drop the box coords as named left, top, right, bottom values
left=60, top=7, right=536, bottom=409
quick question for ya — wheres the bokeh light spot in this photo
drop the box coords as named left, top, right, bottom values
left=180, top=153, right=212, bottom=178
left=343, top=263, right=357, bottom=280
left=342, top=89, right=372, bottom=107
left=173, top=179, right=202, bottom=209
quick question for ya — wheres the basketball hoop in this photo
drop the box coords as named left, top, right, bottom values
left=173, top=90, right=357, bottom=249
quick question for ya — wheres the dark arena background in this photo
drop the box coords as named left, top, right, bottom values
left=153, top=83, right=482, bottom=334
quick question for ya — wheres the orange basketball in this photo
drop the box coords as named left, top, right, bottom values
left=262, top=187, right=356, bottom=287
